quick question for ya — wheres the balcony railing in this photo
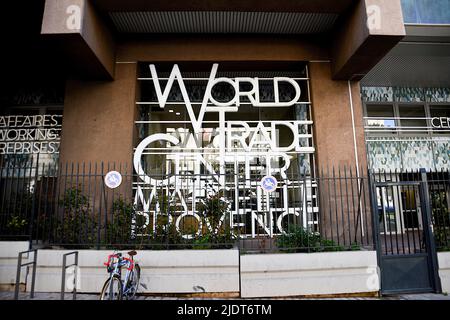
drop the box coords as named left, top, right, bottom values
left=0, top=159, right=374, bottom=253
left=364, top=116, right=450, bottom=135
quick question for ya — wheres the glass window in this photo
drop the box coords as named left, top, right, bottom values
left=135, top=63, right=317, bottom=238
left=401, top=0, right=450, bottom=24
left=366, top=105, right=396, bottom=132
left=398, top=105, right=427, bottom=134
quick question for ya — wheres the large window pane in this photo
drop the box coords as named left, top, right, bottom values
left=135, top=63, right=317, bottom=238
left=401, top=0, right=450, bottom=24
left=399, top=105, right=427, bottom=134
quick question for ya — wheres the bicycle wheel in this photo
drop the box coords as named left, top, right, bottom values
left=99, top=276, right=123, bottom=300
left=127, top=264, right=141, bottom=300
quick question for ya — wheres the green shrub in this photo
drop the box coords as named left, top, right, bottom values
left=316, top=238, right=345, bottom=252
left=6, top=215, right=28, bottom=233
left=151, top=215, right=185, bottom=249
left=350, top=242, right=361, bottom=251
left=276, top=225, right=354, bottom=253
left=431, top=191, right=450, bottom=251
left=194, top=191, right=236, bottom=249
left=191, top=225, right=235, bottom=249
left=276, top=225, right=321, bottom=253
left=197, top=191, right=230, bottom=231
left=56, top=186, right=98, bottom=247
left=106, top=198, right=136, bottom=245
left=1, top=191, right=33, bottom=236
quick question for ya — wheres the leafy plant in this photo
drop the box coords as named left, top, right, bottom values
left=431, top=191, right=450, bottom=251
left=194, top=191, right=236, bottom=249
left=144, top=191, right=236, bottom=250
left=315, top=238, right=345, bottom=252
left=191, top=225, right=235, bottom=249
left=197, top=191, right=230, bottom=232
left=105, top=197, right=147, bottom=247
left=1, top=191, right=33, bottom=236
left=56, top=186, right=98, bottom=247
left=59, top=186, right=90, bottom=212
left=151, top=214, right=184, bottom=249
left=350, top=242, right=361, bottom=251
left=6, top=215, right=28, bottom=233
left=276, top=225, right=319, bottom=253
left=276, top=225, right=349, bottom=253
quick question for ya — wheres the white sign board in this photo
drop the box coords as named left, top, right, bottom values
left=104, top=171, right=122, bottom=189
left=0, top=115, right=62, bottom=154
left=261, top=175, right=278, bottom=193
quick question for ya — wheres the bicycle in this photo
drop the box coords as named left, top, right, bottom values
left=100, top=250, right=141, bottom=300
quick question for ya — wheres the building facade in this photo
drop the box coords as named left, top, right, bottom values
left=1, top=0, right=450, bottom=296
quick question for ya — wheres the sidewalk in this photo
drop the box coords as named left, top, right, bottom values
left=1, top=291, right=450, bottom=300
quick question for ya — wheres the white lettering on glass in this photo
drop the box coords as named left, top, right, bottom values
left=133, top=64, right=313, bottom=238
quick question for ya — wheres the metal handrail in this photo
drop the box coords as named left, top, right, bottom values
left=61, top=251, right=79, bottom=300
left=14, top=249, right=38, bottom=300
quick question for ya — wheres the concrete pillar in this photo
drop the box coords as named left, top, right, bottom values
left=59, top=63, right=138, bottom=166
left=309, top=62, right=367, bottom=171
left=309, top=62, right=372, bottom=247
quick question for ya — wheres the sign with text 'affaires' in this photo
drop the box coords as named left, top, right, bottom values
left=0, top=115, right=62, bottom=154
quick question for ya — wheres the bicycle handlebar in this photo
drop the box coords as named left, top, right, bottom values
left=104, top=252, right=135, bottom=271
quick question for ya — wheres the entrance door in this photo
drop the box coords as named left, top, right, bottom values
left=372, top=181, right=440, bottom=294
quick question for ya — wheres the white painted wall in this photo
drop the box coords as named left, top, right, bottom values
left=240, top=251, right=379, bottom=298
left=0, top=241, right=30, bottom=288
left=0, top=242, right=382, bottom=297
left=27, top=249, right=240, bottom=294
left=438, top=252, right=450, bottom=294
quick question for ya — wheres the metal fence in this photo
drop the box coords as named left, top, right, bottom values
left=1, top=158, right=449, bottom=253
left=371, top=169, right=450, bottom=253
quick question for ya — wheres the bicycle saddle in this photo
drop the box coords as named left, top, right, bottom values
left=128, top=250, right=137, bottom=256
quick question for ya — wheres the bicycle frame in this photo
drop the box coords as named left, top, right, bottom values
left=104, top=253, right=136, bottom=298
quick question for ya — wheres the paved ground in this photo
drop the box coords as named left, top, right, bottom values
left=1, top=291, right=450, bottom=300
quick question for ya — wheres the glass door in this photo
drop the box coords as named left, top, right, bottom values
left=379, top=185, right=402, bottom=234
left=378, top=184, right=422, bottom=234
left=400, top=187, right=423, bottom=231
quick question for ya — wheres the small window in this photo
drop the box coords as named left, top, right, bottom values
left=398, top=105, right=427, bottom=134
left=366, top=104, right=396, bottom=132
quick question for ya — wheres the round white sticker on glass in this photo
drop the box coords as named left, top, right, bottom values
left=104, top=171, right=122, bottom=189
left=261, top=175, right=277, bottom=193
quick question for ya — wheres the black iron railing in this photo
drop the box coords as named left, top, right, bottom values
left=371, top=169, right=450, bottom=252
left=1, top=159, right=449, bottom=253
